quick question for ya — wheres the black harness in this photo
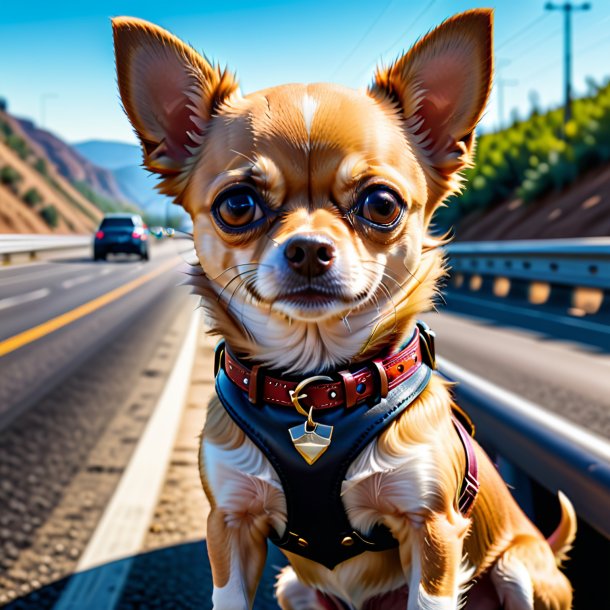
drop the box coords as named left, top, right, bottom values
left=213, top=327, right=477, bottom=569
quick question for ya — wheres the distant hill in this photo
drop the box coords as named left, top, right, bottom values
left=75, top=140, right=188, bottom=227
left=74, top=140, right=142, bottom=171
left=0, top=109, right=139, bottom=234
left=20, top=123, right=129, bottom=204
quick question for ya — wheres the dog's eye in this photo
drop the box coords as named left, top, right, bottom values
left=358, top=187, right=403, bottom=227
left=214, top=186, right=264, bottom=228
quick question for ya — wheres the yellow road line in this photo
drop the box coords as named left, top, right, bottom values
left=0, top=257, right=180, bottom=358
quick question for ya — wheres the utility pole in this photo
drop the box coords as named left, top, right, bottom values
left=497, top=78, right=519, bottom=129
left=40, top=93, right=57, bottom=129
left=544, top=2, right=591, bottom=125
left=495, top=58, right=518, bottom=130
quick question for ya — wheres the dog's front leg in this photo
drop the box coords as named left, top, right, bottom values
left=207, top=504, right=269, bottom=610
left=397, top=512, right=470, bottom=610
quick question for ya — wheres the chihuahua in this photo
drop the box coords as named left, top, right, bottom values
left=113, top=9, right=576, bottom=609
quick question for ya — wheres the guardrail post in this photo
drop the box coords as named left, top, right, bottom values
left=507, top=278, right=530, bottom=303
left=595, top=290, right=610, bottom=322
left=546, top=284, right=573, bottom=312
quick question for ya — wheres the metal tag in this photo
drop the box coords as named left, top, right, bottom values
left=289, top=422, right=333, bottom=465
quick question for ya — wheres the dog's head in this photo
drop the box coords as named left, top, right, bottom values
left=113, top=10, right=492, bottom=373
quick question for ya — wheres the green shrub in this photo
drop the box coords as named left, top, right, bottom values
left=22, top=187, right=43, bottom=207
left=437, top=79, right=610, bottom=231
left=33, top=157, right=48, bottom=176
left=6, top=134, right=29, bottom=159
left=0, top=119, right=13, bottom=139
left=40, top=204, right=59, bottom=228
left=0, top=165, right=22, bottom=187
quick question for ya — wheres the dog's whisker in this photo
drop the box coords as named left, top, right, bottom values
left=216, top=269, right=257, bottom=304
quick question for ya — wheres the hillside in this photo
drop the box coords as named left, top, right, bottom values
left=436, top=79, right=610, bottom=240
left=455, top=161, right=610, bottom=240
left=18, top=122, right=128, bottom=204
left=0, top=109, right=136, bottom=234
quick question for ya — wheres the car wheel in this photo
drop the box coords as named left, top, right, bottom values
left=141, top=249, right=149, bottom=261
left=94, top=251, right=106, bottom=261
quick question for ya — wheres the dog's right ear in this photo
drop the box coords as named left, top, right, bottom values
left=112, top=17, right=239, bottom=198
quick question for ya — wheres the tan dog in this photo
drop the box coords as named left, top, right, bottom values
left=113, top=9, right=576, bottom=609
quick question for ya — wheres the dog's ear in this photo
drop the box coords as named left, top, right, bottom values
left=370, top=9, right=493, bottom=195
left=112, top=17, right=239, bottom=198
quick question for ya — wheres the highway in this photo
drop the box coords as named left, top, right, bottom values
left=0, top=239, right=200, bottom=606
left=0, top=242, right=608, bottom=607
left=0, top=240, right=193, bottom=429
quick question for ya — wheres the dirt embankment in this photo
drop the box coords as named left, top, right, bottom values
left=455, top=162, right=610, bottom=241
left=0, top=111, right=103, bottom=234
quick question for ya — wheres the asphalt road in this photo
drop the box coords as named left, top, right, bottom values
left=0, top=239, right=199, bottom=606
left=421, top=309, right=610, bottom=439
left=0, top=239, right=194, bottom=429
left=1, top=244, right=608, bottom=608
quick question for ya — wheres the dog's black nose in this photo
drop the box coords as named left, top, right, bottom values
left=284, top=235, right=336, bottom=277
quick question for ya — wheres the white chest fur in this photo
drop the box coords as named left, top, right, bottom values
left=201, top=423, right=446, bottom=607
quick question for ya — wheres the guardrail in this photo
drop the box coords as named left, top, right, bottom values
left=447, top=237, right=610, bottom=288
left=444, top=238, right=610, bottom=348
left=439, top=357, right=610, bottom=605
left=0, top=234, right=92, bottom=264
left=439, top=357, right=610, bottom=538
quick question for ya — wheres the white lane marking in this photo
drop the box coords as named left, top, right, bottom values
left=437, top=356, right=610, bottom=461
left=129, top=264, right=145, bottom=274
left=53, top=308, right=201, bottom=610
left=0, top=266, right=83, bottom=287
left=62, top=274, right=97, bottom=289
left=100, top=267, right=113, bottom=276
left=0, top=288, right=50, bottom=311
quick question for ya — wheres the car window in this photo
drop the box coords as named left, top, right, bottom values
left=100, top=217, right=135, bottom=228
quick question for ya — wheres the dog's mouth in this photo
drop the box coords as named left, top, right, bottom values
left=266, top=282, right=374, bottom=320
left=276, top=287, right=346, bottom=308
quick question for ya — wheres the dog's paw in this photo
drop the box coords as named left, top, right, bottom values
left=275, top=566, right=327, bottom=610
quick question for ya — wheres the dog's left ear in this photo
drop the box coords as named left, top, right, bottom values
left=370, top=9, right=493, bottom=199
left=112, top=17, right=239, bottom=199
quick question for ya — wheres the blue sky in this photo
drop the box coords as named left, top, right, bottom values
left=2, top=0, right=610, bottom=145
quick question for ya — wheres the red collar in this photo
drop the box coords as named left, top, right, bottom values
left=217, top=323, right=436, bottom=411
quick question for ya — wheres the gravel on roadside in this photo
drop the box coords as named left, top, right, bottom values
left=0, top=289, right=195, bottom=609
left=116, top=330, right=285, bottom=610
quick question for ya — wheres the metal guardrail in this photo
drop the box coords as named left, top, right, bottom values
left=447, top=238, right=610, bottom=289
left=438, top=357, right=610, bottom=539
left=0, top=234, right=92, bottom=263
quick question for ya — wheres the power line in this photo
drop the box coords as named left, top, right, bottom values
left=329, top=0, right=396, bottom=80
left=509, top=25, right=562, bottom=64
left=521, top=57, right=561, bottom=82
left=495, top=13, right=549, bottom=51
left=380, top=0, right=437, bottom=60
left=576, top=29, right=610, bottom=56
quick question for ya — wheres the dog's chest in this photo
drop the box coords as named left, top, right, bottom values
left=211, top=364, right=436, bottom=567
left=202, top=430, right=434, bottom=606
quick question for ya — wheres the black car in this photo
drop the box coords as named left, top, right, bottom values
left=94, top=214, right=149, bottom=261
